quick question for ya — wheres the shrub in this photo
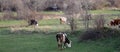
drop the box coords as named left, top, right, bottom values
left=79, top=27, right=120, bottom=41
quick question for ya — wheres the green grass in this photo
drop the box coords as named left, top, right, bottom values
left=0, top=28, right=119, bottom=52
left=40, top=11, right=64, bottom=15
left=32, top=9, right=117, bottom=15
left=90, top=10, right=120, bottom=14
left=0, top=19, right=70, bottom=32
left=0, top=10, right=120, bottom=52
left=0, top=19, right=60, bottom=27
left=41, top=10, right=120, bottom=15
left=0, top=20, right=27, bottom=27
left=39, top=19, right=60, bottom=26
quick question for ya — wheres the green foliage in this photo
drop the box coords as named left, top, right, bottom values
left=0, top=20, right=27, bottom=27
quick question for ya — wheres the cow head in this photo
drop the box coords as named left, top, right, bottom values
left=66, top=40, right=72, bottom=47
left=110, top=21, right=115, bottom=26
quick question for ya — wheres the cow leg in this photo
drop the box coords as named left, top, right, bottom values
left=63, top=43, right=66, bottom=48
left=59, top=42, right=66, bottom=49
left=61, top=43, right=63, bottom=49
left=57, top=40, right=63, bottom=50
left=60, top=22, right=62, bottom=24
left=58, top=44, right=62, bottom=49
left=60, top=19, right=62, bottom=24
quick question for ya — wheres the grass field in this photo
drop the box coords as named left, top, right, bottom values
left=0, top=28, right=120, bottom=52
left=90, top=10, right=120, bottom=14
left=0, top=10, right=120, bottom=52
left=41, top=10, right=120, bottom=15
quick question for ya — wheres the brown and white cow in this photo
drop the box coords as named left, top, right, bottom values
left=56, top=32, right=72, bottom=49
left=110, top=19, right=120, bottom=27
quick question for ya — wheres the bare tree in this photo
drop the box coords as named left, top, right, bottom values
left=47, top=0, right=91, bottom=32
left=80, top=0, right=92, bottom=30
left=0, top=0, right=15, bottom=20
left=14, top=0, right=47, bottom=21
left=94, top=15, right=105, bottom=29
left=15, top=0, right=28, bottom=19
left=61, top=0, right=81, bottom=32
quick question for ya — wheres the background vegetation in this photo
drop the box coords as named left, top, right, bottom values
left=0, top=0, right=120, bottom=52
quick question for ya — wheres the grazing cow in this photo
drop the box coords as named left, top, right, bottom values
left=56, top=32, right=72, bottom=49
left=60, top=17, right=68, bottom=24
left=28, top=19, right=38, bottom=26
left=110, top=19, right=120, bottom=27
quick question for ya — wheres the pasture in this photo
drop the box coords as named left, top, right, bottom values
left=0, top=10, right=120, bottom=52
left=90, top=10, right=120, bottom=14
left=0, top=28, right=120, bottom=52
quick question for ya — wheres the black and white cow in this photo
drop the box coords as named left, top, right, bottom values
left=56, top=32, right=72, bottom=49
left=28, top=19, right=38, bottom=26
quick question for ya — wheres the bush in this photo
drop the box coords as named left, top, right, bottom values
left=79, top=27, right=120, bottom=41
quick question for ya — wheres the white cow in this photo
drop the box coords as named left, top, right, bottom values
left=60, top=17, right=68, bottom=24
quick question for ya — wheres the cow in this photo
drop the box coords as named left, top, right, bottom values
left=60, top=17, right=68, bottom=24
left=110, top=19, right=120, bottom=27
left=56, top=32, right=72, bottom=50
left=28, top=19, right=38, bottom=26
